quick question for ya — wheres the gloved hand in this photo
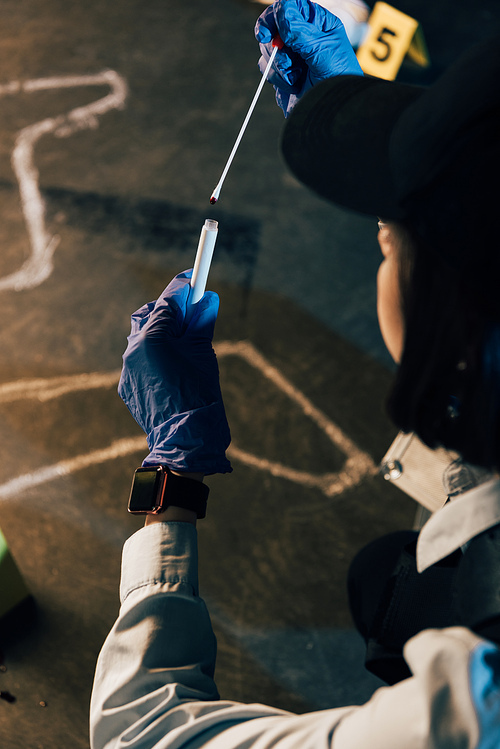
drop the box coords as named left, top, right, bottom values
left=118, top=270, right=232, bottom=475
left=255, top=0, right=363, bottom=117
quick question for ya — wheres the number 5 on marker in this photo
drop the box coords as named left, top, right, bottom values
left=356, top=2, right=429, bottom=80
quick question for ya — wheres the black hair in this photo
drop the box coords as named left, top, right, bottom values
left=387, top=223, right=500, bottom=472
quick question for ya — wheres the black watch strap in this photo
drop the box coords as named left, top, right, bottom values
left=163, top=470, right=209, bottom=518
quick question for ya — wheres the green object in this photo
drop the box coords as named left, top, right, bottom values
left=0, top=527, right=31, bottom=620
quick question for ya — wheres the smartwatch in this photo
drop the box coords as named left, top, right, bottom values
left=127, top=465, right=209, bottom=518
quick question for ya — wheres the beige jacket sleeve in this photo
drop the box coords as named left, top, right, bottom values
left=90, top=523, right=499, bottom=749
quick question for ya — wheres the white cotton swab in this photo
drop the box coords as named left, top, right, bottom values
left=186, top=37, right=283, bottom=320
left=210, top=36, right=284, bottom=205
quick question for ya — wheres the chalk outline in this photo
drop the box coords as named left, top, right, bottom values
left=0, top=341, right=376, bottom=501
left=217, top=341, right=377, bottom=496
left=0, top=70, right=128, bottom=291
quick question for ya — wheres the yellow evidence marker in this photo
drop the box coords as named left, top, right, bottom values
left=356, top=2, right=430, bottom=80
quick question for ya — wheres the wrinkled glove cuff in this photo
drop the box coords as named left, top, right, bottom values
left=143, top=404, right=232, bottom=475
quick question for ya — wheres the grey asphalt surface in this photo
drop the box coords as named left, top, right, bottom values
left=0, top=1, right=498, bottom=747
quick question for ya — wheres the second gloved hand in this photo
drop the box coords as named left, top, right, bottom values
left=118, top=271, right=232, bottom=475
left=255, top=0, right=363, bottom=117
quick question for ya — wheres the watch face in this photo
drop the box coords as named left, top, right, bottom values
left=128, top=466, right=167, bottom=514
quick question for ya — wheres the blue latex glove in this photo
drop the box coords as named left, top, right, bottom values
left=118, top=270, right=232, bottom=475
left=255, top=0, right=363, bottom=117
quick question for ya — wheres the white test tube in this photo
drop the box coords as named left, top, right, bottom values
left=189, top=219, right=219, bottom=305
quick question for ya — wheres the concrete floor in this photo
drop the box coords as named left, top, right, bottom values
left=0, top=0, right=498, bottom=746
